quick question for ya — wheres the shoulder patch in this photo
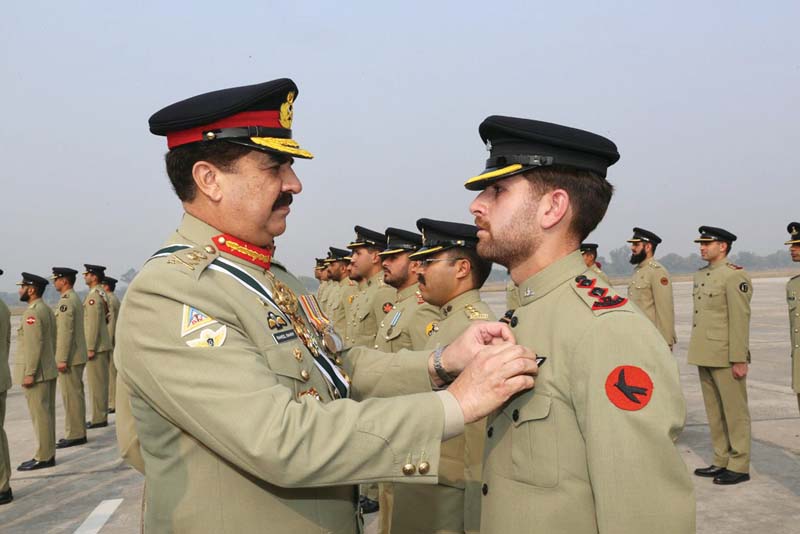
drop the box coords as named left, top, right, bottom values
left=660, top=276, right=669, bottom=286
left=728, top=263, right=743, bottom=270
left=573, top=274, right=630, bottom=315
left=382, top=302, right=394, bottom=314
left=59, top=304, right=68, bottom=313
left=25, top=316, right=36, bottom=325
left=181, top=305, right=219, bottom=337
left=739, top=281, right=749, bottom=293
left=605, top=366, right=653, bottom=410
left=88, top=299, right=95, bottom=306
left=185, top=325, right=227, bottom=348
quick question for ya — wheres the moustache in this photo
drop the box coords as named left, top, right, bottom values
left=473, top=217, right=490, bottom=232
left=273, top=193, right=294, bottom=210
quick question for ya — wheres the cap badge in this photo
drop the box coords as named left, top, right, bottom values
left=279, top=91, right=295, bottom=129
left=485, top=140, right=492, bottom=152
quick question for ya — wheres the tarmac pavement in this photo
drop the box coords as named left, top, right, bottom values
left=1, top=277, right=798, bottom=532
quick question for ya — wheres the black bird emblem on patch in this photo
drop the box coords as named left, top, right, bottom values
left=614, top=368, right=649, bottom=404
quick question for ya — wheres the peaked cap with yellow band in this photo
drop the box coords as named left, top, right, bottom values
left=409, top=218, right=479, bottom=259
left=785, top=222, right=800, bottom=245
left=326, top=247, right=351, bottom=263
left=346, top=226, right=386, bottom=250
left=464, top=115, right=620, bottom=190
left=149, top=78, right=313, bottom=159
left=378, top=228, right=423, bottom=257
left=627, top=227, right=662, bottom=245
left=693, top=226, right=737, bottom=243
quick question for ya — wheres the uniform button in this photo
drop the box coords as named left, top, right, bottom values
left=796, top=345, right=799, bottom=349
left=300, top=369, right=310, bottom=381
left=204, top=245, right=216, bottom=254
left=701, top=283, right=705, bottom=286
left=402, top=463, right=416, bottom=476
left=374, top=345, right=378, bottom=349
left=418, top=461, right=430, bottom=475
left=695, top=310, right=698, bottom=314
left=487, top=426, right=493, bottom=438
left=693, top=324, right=697, bottom=328
left=512, top=409, right=520, bottom=422
left=510, top=316, right=518, bottom=327
left=482, top=483, right=488, bottom=495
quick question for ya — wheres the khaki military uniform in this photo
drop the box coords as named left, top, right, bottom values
left=55, top=289, right=88, bottom=440
left=688, top=260, right=753, bottom=473
left=116, top=214, right=463, bottom=534
left=106, top=290, right=121, bottom=412
left=788, top=275, right=800, bottom=411
left=480, top=252, right=694, bottom=533
left=329, top=278, right=355, bottom=344
left=373, top=284, right=439, bottom=352
left=348, top=272, right=396, bottom=347
left=322, top=280, right=340, bottom=318
left=505, top=278, right=519, bottom=310
left=84, top=285, right=112, bottom=424
left=627, top=259, right=676, bottom=346
left=16, top=300, right=58, bottom=461
left=0, top=300, right=11, bottom=492
left=590, top=263, right=612, bottom=286
left=339, top=279, right=360, bottom=347
left=317, top=280, right=331, bottom=313
left=391, top=289, right=495, bottom=534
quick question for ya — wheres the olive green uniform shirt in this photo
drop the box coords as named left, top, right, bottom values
left=106, top=291, right=121, bottom=346
left=348, top=271, right=395, bottom=347
left=787, top=275, right=800, bottom=393
left=15, top=300, right=58, bottom=383
left=329, top=278, right=354, bottom=344
left=116, top=214, right=464, bottom=534
left=373, top=284, right=439, bottom=352
left=687, top=260, right=752, bottom=367
left=0, top=300, right=10, bottom=393
left=481, top=252, right=694, bottom=534
left=84, top=286, right=112, bottom=353
left=627, top=260, right=677, bottom=346
left=55, top=289, right=88, bottom=366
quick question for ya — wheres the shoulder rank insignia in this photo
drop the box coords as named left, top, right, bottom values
left=426, top=321, right=439, bottom=337
left=728, top=263, right=743, bottom=270
left=416, top=290, right=425, bottom=304
left=574, top=275, right=629, bottom=312
left=465, top=304, right=489, bottom=321
left=348, top=294, right=356, bottom=304
left=185, top=325, right=227, bottom=348
left=181, top=305, right=218, bottom=337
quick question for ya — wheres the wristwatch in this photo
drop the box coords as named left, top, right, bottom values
left=433, top=344, right=455, bottom=385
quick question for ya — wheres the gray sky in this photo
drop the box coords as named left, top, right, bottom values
left=1, top=1, right=798, bottom=291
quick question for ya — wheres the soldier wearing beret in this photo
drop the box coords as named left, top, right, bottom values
left=580, top=243, right=612, bottom=286
left=467, top=115, right=694, bottom=533
left=102, top=276, right=121, bottom=414
left=688, top=226, right=752, bottom=485
left=15, top=273, right=58, bottom=471
left=324, top=247, right=354, bottom=341
left=51, top=267, right=88, bottom=449
left=115, top=78, right=537, bottom=533
left=0, top=269, right=12, bottom=504
left=387, top=218, right=496, bottom=534
left=83, top=264, right=112, bottom=429
left=626, top=228, right=677, bottom=348
left=786, top=222, right=800, bottom=412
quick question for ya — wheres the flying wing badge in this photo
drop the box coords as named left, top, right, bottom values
left=181, top=304, right=218, bottom=337
left=185, top=325, right=227, bottom=348
left=605, top=365, right=653, bottom=411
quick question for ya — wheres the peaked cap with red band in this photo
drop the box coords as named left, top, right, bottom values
left=149, top=78, right=313, bottom=159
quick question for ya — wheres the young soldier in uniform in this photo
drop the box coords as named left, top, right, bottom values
left=115, top=78, right=538, bottom=533
left=374, top=228, right=439, bottom=352
left=626, top=228, right=677, bottom=348
left=785, top=222, right=800, bottom=412
left=15, top=273, right=58, bottom=471
left=0, top=269, right=12, bottom=504
left=83, top=264, right=112, bottom=429
left=52, top=267, right=88, bottom=448
left=342, top=251, right=362, bottom=347
left=325, top=247, right=353, bottom=342
left=102, top=276, right=121, bottom=414
left=689, top=226, right=753, bottom=485
left=580, top=243, right=612, bottom=285
left=387, top=218, right=495, bottom=534
left=467, top=115, right=694, bottom=533
left=315, top=259, right=332, bottom=313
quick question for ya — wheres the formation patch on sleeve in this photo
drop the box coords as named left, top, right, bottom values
left=739, top=282, right=749, bottom=293
left=181, top=305, right=218, bottom=337
left=88, top=299, right=95, bottom=306
left=59, top=304, right=68, bottom=312
left=185, top=325, right=227, bottom=348
left=382, top=302, right=394, bottom=314
left=605, top=365, right=653, bottom=411
left=660, top=277, right=669, bottom=286
left=25, top=316, right=36, bottom=325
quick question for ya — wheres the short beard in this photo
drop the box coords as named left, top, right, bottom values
left=384, top=269, right=408, bottom=289
left=629, top=250, right=647, bottom=265
left=20, top=291, right=30, bottom=303
left=475, top=197, right=540, bottom=270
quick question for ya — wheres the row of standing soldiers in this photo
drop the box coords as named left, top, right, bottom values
left=0, top=265, right=120, bottom=505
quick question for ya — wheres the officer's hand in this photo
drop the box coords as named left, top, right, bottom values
left=57, top=362, right=68, bottom=373
left=87, top=350, right=95, bottom=360
left=447, top=343, right=537, bottom=424
left=732, top=362, right=748, bottom=379
left=22, top=375, right=35, bottom=388
left=431, top=322, right=515, bottom=385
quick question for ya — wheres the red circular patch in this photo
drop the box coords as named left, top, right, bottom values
left=660, top=277, right=669, bottom=286
left=382, top=302, right=394, bottom=314
left=25, top=316, right=36, bottom=325
left=89, top=299, right=95, bottom=305
left=605, top=365, right=654, bottom=411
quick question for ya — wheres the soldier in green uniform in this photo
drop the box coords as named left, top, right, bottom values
left=374, top=228, right=439, bottom=352
left=580, top=243, right=612, bottom=285
left=315, top=258, right=332, bottom=313
left=0, top=269, right=12, bottom=504
left=387, top=218, right=495, bottom=534
left=342, top=254, right=361, bottom=347
left=466, top=116, right=694, bottom=533
left=785, top=222, right=800, bottom=412
left=52, top=267, right=88, bottom=449
left=15, top=273, right=58, bottom=471
left=324, top=247, right=351, bottom=340
left=115, top=78, right=538, bottom=533
left=688, top=226, right=753, bottom=485
left=83, top=264, right=112, bottom=429
left=102, top=276, right=121, bottom=414
left=626, top=228, right=677, bottom=348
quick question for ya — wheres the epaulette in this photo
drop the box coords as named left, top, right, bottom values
left=415, top=290, right=425, bottom=304
left=790, top=273, right=800, bottom=281
left=727, top=263, right=743, bottom=270
left=165, top=246, right=218, bottom=280
left=648, top=261, right=661, bottom=269
left=572, top=273, right=631, bottom=316
left=464, top=304, right=489, bottom=321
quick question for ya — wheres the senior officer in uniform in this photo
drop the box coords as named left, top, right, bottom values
left=388, top=218, right=496, bottom=534
left=15, top=273, right=58, bottom=471
left=83, top=264, right=112, bottom=428
left=324, top=247, right=353, bottom=340
left=786, top=222, right=800, bottom=412
left=467, top=116, right=694, bottom=533
left=0, top=269, right=12, bottom=504
left=626, top=228, right=677, bottom=348
left=52, top=267, right=88, bottom=448
left=102, top=276, right=121, bottom=414
left=580, top=243, right=612, bottom=286
left=688, top=226, right=752, bottom=485
left=116, top=78, right=539, bottom=533
left=374, top=228, right=439, bottom=352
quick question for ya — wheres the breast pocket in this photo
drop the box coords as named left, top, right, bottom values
left=506, top=392, right=558, bottom=488
left=259, top=342, right=307, bottom=394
